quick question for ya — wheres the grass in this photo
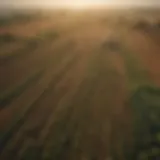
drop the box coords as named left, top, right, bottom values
left=40, top=52, right=105, bottom=160
left=101, top=38, right=150, bottom=91
left=0, top=33, right=18, bottom=44
left=0, top=42, right=77, bottom=157
left=42, top=109, right=73, bottom=160
left=42, top=48, right=127, bottom=160
left=0, top=10, right=159, bottom=159
left=129, top=85, right=160, bottom=160
left=102, top=40, right=159, bottom=159
left=0, top=13, right=40, bottom=27
left=119, top=44, right=160, bottom=159
left=121, top=46, right=150, bottom=92
left=21, top=146, right=42, bottom=160
left=0, top=17, right=15, bottom=27
left=0, top=38, right=38, bottom=64
left=0, top=70, right=44, bottom=108
left=0, top=30, right=59, bottom=63
left=0, top=70, right=45, bottom=154
left=102, top=39, right=121, bottom=52
left=35, top=30, right=59, bottom=41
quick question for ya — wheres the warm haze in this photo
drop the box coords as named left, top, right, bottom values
left=0, top=0, right=160, bottom=8
left=0, top=0, right=160, bottom=160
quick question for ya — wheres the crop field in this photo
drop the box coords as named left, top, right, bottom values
left=0, top=8, right=160, bottom=160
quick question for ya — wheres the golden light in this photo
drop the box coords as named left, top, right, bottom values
left=57, top=0, right=104, bottom=9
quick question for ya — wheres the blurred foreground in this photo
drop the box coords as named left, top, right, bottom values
left=0, top=8, right=160, bottom=159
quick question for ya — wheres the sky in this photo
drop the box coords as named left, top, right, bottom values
left=0, top=0, right=159, bottom=8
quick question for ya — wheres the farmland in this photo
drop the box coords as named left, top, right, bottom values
left=0, top=8, right=160, bottom=159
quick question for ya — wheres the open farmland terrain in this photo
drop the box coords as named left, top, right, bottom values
left=0, top=8, right=160, bottom=160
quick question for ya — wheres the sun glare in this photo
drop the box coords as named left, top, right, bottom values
left=59, top=0, right=103, bottom=9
